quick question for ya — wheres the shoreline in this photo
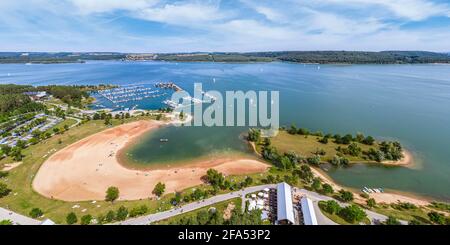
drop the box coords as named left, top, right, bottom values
left=32, top=120, right=269, bottom=201
left=311, top=167, right=431, bottom=206
left=251, top=140, right=432, bottom=206
left=381, top=150, right=413, bottom=167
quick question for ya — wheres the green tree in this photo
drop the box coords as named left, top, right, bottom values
left=0, top=183, right=11, bottom=198
left=339, top=205, right=367, bottom=223
left=205, top=169, right=224, bottom=188
left=10, top=147, right=22, bottom=161
left=307, top=155, right=321, bottom=165
left=116, top=206, right=128, bottom=221
left=363, top=136, right=375, bottom=145
left=247, top=128, right=261, bottom=142
left=428, top=211, right=446, bottom=225
left=105, top=186, right=119, bottom=202
left=311, top=178, right=322, bottom=191
left=0, top=145, right=11, bottom=156
left=323, top=200, right=341, bottom=214
left=339, top=190, right=354, bottom=202
left=366, top=198, right=376, bottom=208
left=322, top=183, right=334, bottom=194
left=197, top=210, right=210, bottom=225
left=152, top=182, right=166, bottom=197
left=129, top=205, right=148, bottom=217
left=0, top=171, right=8, bottom=178
left=80, top=214, right=92, bottom=225
left=384, top=216, right=401, bottom=225
left=66, top=212, right=78, bottom=225
left=105, top=210, right=116, bottom=222
left=29, top=208, right=43, bottom=218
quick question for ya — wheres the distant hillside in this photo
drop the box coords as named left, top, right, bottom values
left=1, top=51, right=449, bottom=64
left=155, top=51, right=450, bottom=64
left=0, top=52, right=126, bottom=64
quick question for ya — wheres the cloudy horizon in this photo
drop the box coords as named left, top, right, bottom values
left=0, top=0, right=450, bottom=53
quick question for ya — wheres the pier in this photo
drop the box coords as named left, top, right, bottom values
left=155, top=82, right=183, bottom=91
left=97, top=85, right=167, bottom=104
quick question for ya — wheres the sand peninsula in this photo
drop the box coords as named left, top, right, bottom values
left=32, top=120, right=269, bottom=201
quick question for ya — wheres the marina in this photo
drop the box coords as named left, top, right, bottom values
left=97, top=85, right=168, bottom=104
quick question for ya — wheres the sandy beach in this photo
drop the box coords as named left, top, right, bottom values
left=382, top=150, right=413, bottom=167
left=32, top=120, right=269, bottom=201
left=311, top=167, right=430, bottom=206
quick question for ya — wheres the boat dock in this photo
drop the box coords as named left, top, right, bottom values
left=155, top=82, right=183, bottom=91
left=97, top=85, right=167, bottom=104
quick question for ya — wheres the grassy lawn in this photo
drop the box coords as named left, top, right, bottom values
left=371, top=204, right=431, bottom=224
left=318, top=201, right=371, bottom=225
left=155, top=198, right=242, bottom=225
left=0, top=115, right=187, bottom=224
left=0, top=114, right=275, bottom=224
left=268, top=131, right=377, bottom=163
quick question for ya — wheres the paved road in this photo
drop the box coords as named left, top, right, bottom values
left=117, top=184, right=276, bottom=225
left=0, top=207, right=41, bottom=225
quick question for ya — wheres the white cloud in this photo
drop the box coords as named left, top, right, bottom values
left=317, top=0, right=450, bottom=21
left=0, top=0, right=449, bottom=52
left=136, top=2, right=226, bottom=26
left=70, top=0, right=159, bottom=14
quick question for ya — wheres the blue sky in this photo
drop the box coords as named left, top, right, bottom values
left=0, top=0, right=450, bottom=52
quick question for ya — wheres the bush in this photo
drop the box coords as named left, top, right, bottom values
left=116, top=206, right=128, bottom=221
left=360, top=193, right=370, bottom=199
left=338, top=190, right=354, bottom=202
left=0, top=171, right=9, bottom=178
left=66, top=212, right=78, bottom=225
left=428, top=211, right=446, bottom=225
left=105, top=186, right=119, bottom=202
left=105, top=210, right=116, bottom=223
left=366, top=198, right=376, bottom=208
left=0, top=183, right=11, bottom=198
left=339, top=205, right=367, bottom=223
left=384, top=216, right=401, bottom=225
left=152, top=182, right=166, bottom=197
left=0, top=219, right=13, bottom=225
left=323, top=200, right=341, bottom=214
left=80, top=214, right=92, bottom=225
left=307, top=155, right=321, bottom=165
left=321, top=183, right=334, bottom=194
left=129, top=205, right=148, bottom=218
left=29, top=208, right=43, bottom=218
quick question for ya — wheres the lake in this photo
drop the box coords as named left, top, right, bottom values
left=1, top=61, right=450, bottom=200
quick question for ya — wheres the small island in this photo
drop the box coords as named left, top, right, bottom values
left=248, top=124, right=408, bottom=168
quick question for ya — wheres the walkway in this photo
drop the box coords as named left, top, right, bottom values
left=0, top=207, right=41, bottom=225
left=117, top=184, right=276, bottom=225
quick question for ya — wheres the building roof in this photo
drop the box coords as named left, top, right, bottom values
left=276, top=182, right=295, bottom=224
left=300, top=197, right=318, bottom=225
left=40, top=219, right=56, bottom=225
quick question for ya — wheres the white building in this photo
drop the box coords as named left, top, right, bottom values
left=300, top=197, right=318, bottom=225
left=276, top=182, right=295, bottom=225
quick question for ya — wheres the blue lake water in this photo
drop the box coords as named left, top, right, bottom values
left=1, top=61, right=450, bottom=200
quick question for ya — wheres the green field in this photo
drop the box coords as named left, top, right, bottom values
left=268, top=131, right=378, bottom=163
left=0, top=115, right=189, bottom=224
